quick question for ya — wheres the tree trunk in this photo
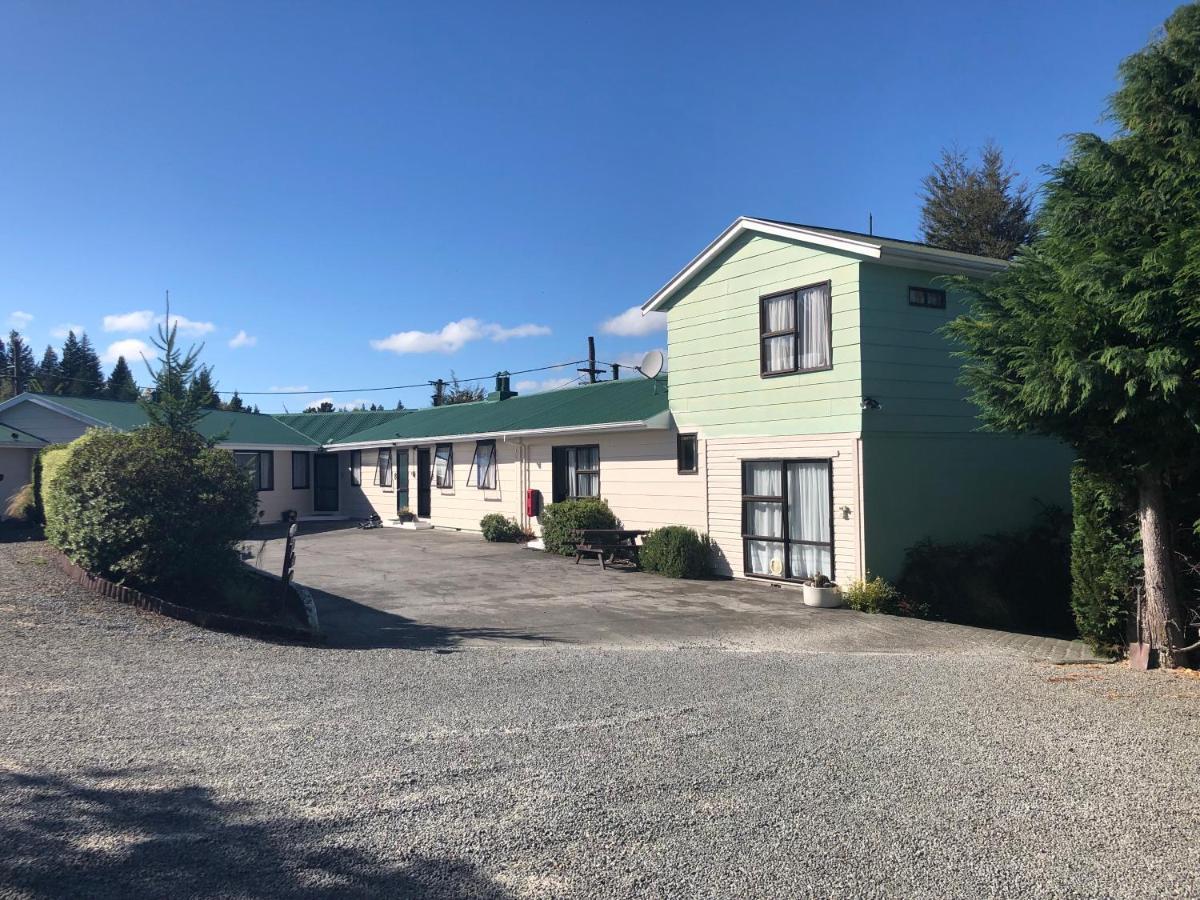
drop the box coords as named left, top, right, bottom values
left=1135, top=468, right=1191, bottom=668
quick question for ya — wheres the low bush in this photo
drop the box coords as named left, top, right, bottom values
left=480, top=513, right=524, bottom=542
left=639, top=526, right=711, bottom=578
left=539, top=498, right=618, bottom=556
left=4, top=483, right=35, bottom=522
left=44, top=426, right=258, bottom=598
left=842, top=575, right=904, bottom=615
left=896, top=506, right=1074, bottom=635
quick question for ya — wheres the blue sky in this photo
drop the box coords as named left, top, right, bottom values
left=0, top=0, right=1181, bottom=411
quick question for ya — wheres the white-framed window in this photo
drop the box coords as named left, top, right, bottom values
left=350, top=450, right=362, bottom=486
left=741, top=459, right=833, bottom=581
left=760, top=281, right=832, bottom=376
left=472, top=440, right=497, bottom=489
left=374, top=449, right=393, bottom=488
left=233, top=450, right=274, bottom=491
left=434, top=443, right=454, bottom=488
left=291, top=452, right=310, bottom=489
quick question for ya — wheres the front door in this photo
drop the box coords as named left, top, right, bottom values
left=396, top=448, right=410, bottom=514
left=416, top=447, right=431, bottom=518
left=313, top=454, right=340, bottom=512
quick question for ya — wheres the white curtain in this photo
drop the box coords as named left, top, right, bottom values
left=798, top=284, right=831, bottom=370
left=746, top=540, right=785, bottom=576
left=764, top=295, right=794, bottom=331
left=787, top=462, right=831, bottom=578
left=745, top=461, right=782, bottom=497
left=763, top=295, right=795, bottom=374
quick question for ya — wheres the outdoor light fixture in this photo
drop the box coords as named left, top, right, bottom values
left=860, top=397, right=881, bottom=410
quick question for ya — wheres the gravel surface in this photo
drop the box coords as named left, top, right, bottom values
left=2, top=539, right=1199, bottom=899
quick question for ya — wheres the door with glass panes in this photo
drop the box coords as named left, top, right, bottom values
left=741, top=459, right=833, bottom=581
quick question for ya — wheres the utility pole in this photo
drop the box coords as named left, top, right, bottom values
left=577, top=336, right=604, bottom=383
left=429, top=379, right=446, bottom=407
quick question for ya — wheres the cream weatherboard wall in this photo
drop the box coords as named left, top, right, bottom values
left=664, top=232, right=864, bottom=437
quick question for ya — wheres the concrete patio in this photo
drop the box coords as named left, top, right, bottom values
left=248, top=524, right=1099, bottom=661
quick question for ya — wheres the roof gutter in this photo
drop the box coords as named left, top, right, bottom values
left=326, top=418, right=668, bottom=451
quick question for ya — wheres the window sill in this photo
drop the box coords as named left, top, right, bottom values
left=760, top=364, right=834, bottom=379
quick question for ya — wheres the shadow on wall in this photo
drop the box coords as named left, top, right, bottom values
left=0, top=767, right=513, bottom=899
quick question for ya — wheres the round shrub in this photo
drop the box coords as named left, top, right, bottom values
left=842, top=575, right=904, bottom=615
left=639, top=526, right=711, bottom=578
left=480, top=513, right=524, bottom=542
left=539, top=498, right=617, bottom=556
left=45, top=427, right=258, bottom=595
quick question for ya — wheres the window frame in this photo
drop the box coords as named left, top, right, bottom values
left=676, top=433, right=698, bottom=475
left=908, top=286, right=947, bottom=309
left=551, top=444, right=601, bottom=502
left=472, top=440, right=497, bottom=490
left=739, top=458, right=834, bottom=582
left=291, top=451, right=310, bottom=490
left=374, top=448, right=393, bottom=489
left=233, top=450, right=274, bottom=492
left=434, top=443, right=454, bottom=489
left=350, top=449, right=362, bottom=486
left=758, top=280, right=834, bottom=378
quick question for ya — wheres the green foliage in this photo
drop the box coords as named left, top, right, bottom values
left=4, top=330, right=36, bottom=397
left=57, top=331, right=105, bottom=397
left=44, top=427, right=257, bottom=595
left=480, top=513, right=524, bottom=542
left=920, top=142, right=1034, bottom=259
left=32, top=346, right=60, bottom=394
left=105, top=356, right=139, bottom=402
left=639, top=526, right=711, bottom=578
left=539, top=498, right=618, bottom=556
left=188, top=366, right=223, bottom=409
left=1069, top=463, right=1140, bottom=657
left=842, top=575, right=905, bottom=616
left=444, top=371, right=485, bottom=405
left=34, top=444, right=72, bottom=528
left=139, top=303, right=211, bottom=434
left=897, top=508, right=1074, bottom=634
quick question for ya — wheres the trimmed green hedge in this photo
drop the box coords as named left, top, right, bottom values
left=1069, top=463, right=1139, bottom=657
left=44, top=427, right=257, bottom=595
left=639, top=526, right=711, bottom=578
left=480, top=513, right=524, bottom=542
left=539, top=498, right=618, bottom=556
left=34, top=444, right=72, bottom=527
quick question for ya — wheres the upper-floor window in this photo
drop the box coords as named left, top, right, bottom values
left=233, top=450, right=274, bottom=492
left=908, top=286, right=946, bottom=309
left=759, top=281, right=832, bottom=376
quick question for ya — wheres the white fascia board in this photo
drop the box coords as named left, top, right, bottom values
left=326, top=419, right=667, bottom=451
left=878, top=246, right=1008, bottom=276
left=641, top=217, right=884, bottom=313
left=0, top=393, right=110, bottom=428
left=213, top=442, right=321, bottom=451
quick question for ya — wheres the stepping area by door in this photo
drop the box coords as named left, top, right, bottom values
left=249, top=524, right=1098, bottom=660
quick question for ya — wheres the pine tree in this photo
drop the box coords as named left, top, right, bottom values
left=57, top=331, right=83, bottom=394
left=105, top=356, right=139, bottom=402
left=74, top=333, right=105, bottom=398
left=33, top=346, right=60, bottom=394
left=6, top=331, right=36, bottom=396
left=919, top=142, right=1035, bottom=259
left=0, top=338, right=9, bottom=401
left=188, top=366, right=223, bottom=409
left=139, top=302, right=211, bottom=434
left=945, top=4, right=1200, bottom=667
left=303, top=400, right=335, bottom=413
left=395, top=398, right=405, bottom=410
left=224, top=391, right=245, bottom=412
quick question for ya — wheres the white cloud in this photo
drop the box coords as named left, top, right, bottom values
left=228, top=329, right=257, bottom=349
left=268, top=385, right=310, bottom=393
left=513, top=376, right=578, bottom=394
left=102, top=338, right=152, bottom=365
left=51, top=323, right=84, bottom=339
left=162, top=313, right=215, bottom=336
left=7, top=310, right=34, bottom=329
left=103, top=310, right=155, bottom=332
left=370, top=317, right=552, bottom=355
left=601, top=305, right=667, bottom=337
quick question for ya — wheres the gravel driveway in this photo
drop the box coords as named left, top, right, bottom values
left=2, top=539, right=1199, bottom=899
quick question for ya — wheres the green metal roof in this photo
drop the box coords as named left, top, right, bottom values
left=0, top=420, right=48, bottom=444
left=329, top=376, right=670, bottom=445
left=273, top=410, right=411, bottom=444
left=28, top=395, right=320, bottom=447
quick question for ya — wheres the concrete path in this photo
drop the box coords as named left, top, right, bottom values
left=249, top=525, right=1100, bottom=662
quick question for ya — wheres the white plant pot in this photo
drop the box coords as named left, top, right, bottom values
left=802, top=585, right=842, bottom=608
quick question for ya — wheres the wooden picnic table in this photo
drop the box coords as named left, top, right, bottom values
left=572, top=528, right=648, bottom=570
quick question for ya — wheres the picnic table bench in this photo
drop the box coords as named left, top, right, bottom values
left=572, top=528, right=648, bottom=569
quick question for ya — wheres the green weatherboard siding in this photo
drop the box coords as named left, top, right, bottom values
left=663, top=233, right=864, bottom=436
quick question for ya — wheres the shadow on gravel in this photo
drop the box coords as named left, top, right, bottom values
left=309, top=586, right=567, bottom=651
left=0, top=524, right=44, bottom=544
left=0, top=767, right=512, bottom=899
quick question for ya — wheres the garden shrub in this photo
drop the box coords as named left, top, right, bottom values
left=44, top=426, right=257, bottom=598
left=4, top=482, right=35, bottom=522
left=34, top=444, right=72, bottom=526
left=1069, top=463, right=1140, bottom=657
left=539, top=498, right=618, bottom=556
left=896, top=506, right=1075, bottom=635
left=480, top=513, right=524, bottom=542
left=842, top=575, right=904, bottom=615
left=639, top=526, right=711, bottom=578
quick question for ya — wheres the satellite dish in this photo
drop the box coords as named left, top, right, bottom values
left=637, top=350, right=664, bottom=379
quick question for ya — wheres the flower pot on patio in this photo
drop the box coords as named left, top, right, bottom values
left=802, top=574, right=841, bottom=608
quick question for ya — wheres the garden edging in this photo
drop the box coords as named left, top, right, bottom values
left=49, top=547, right=322, bottom=643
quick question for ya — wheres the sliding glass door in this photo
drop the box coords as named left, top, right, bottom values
left=741, top=459, right=833, bottom=581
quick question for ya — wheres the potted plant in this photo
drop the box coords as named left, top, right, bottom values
left=802, top=573, right=841, bottom=608
left=397, top=506, right=415, bottom=524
